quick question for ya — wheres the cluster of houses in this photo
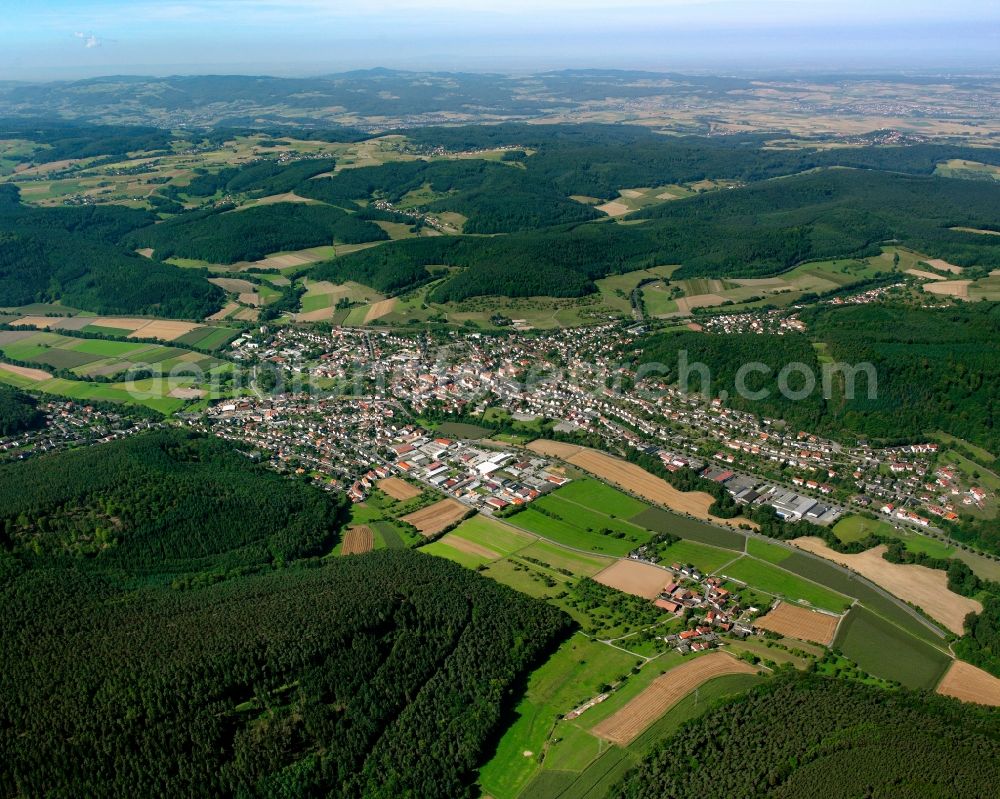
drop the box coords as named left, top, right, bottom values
left=0, top=400, right=159, bottom=462
left=655, top=568, right=762, bottom=655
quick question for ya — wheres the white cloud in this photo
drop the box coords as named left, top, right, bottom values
left=74, top=31, right=102, bottom=49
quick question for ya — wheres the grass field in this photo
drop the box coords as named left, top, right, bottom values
left=553, top=478, right=649, bottom=519
left=511, top=506, right=641, bottom=557
left=433, top=421, right=493, bottom=438
left=746, top=537, right=792, bottom=564
left=629, top=507, right=745, bottom=550
left=833, top=514, right=896, bottom=543
left=512, top=539, right=615, bottom=576
left=477, top=635, right=639, bottom=799
left=657, top=539, right=738, bottom=574
left=833, top=606, right=951, bottom=690
left=723, top=556, right=853, bottom=612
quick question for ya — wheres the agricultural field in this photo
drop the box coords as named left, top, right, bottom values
left=935, top=660, right=1000, bottom=707
left=630, top=507, right=746, bottom=550
left=553, top=477, right=649, bottom=519
left=594, top=265, right=677, bottom=316
left=400, top=496, right=469, bottom=536
left=593, top=560, right=672, bottom=599
left=340, top=526, right=374, bottom=555
left=476, top=635, right=640, bottom=799
left=833, top=606, right=951, bottom=690
left=510, top=506, right=640, bottom=556
left=591, top=653, right=759, bottom=745
left=2, top=312, right=239, bottom=350
left=722, top=556, right=853, bottom=613
left=423, top=516, right=536, bottom=568
left=377, top=476, right=422, bottom=501
left=745, top=536, right=793, bottom=564
left=655, top=538, right=738, bottom=574
left=791, top=537, right=982, bottom=634
left=648, top=247, right=904, bottom=316
left=776, top=549, right=947, bottom=646
left=509, top=539, right=615, bottom=577
left=526, top=440, right=747, bottom=526
left=754, top=602, right=841, bottom=646
left=295, top=279, right=386, bottom=323
left=0, top=331, right=226, bottom=380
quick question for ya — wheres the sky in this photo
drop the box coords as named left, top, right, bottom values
left=1, top=0, right=998, bottom=79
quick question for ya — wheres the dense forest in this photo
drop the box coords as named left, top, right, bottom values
left=296, top=158, right=602, bottom=233
left=611, top=672, right=1000, bottom=799
left=171, top=157, right=338, bottom=199
left=125, top=201, right=388, bottom=264
left=0, top=428, right=573, bottom=796
left=0, top=185, right=223, bottom=317
left=0, top=429, right=350, bottom=578
left=405, top=123, right=1000, bottom=197
left=0, top=550, right=571, bottom=798
left=803, top=302, right=1000, bottom=454
left=0, top=385, right=44, bottom=436
left=638, top=330, right=828, bottom=429
left=0, top=119, right=176, bottom=161
left=310, top=168, right=1000, bottom=302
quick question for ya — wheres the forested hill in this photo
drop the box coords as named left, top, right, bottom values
left=125, top=202, right=388, bottom=264
left=312, top=168, right=1000, bottom=301
left=0, top=550, right=571, bottom=797
left=0, top=385, right=44, bottom=436
left=611, top=672, right=1000, bottom=799
left=637, top=301, right=1000, bottom=454
left=0, top=185, right=223, bottom=317
left=404, top=123, right=1000, bottom=198
left=0, top=429, right=350, bottom=578
left=0, top=429, right=573, bottom=796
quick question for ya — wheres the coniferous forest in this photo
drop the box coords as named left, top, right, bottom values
left=0, top=430, right=572, bottom=797
left=610, top=672, right=1000, bottom=799
left=0, top=384, right=44, bottom=436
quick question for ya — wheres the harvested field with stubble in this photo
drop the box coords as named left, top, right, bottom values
left=402, top=498, right=469, bottom=536
left=341, top=526, right=374, bottom=555
left=591, top=653, right=758, bottom=745
left=378, top=477, right=422, bottom=501
left=924, top=279, right=972, bottom=298
left=936, top=660, right=1000, bottom=707
left=594, top=559, right=671, bottom=599
left=127, top=320, right=201, bottom=341
left=363, top=298, right=396, bottom=323
left=0, top=362, right=51, bottom=381
left=791, top=538, right=981, bottom=635
left=527, top=440, right=749, bottom=527
left=755, top=601, right=840, bottom=645
left=436, top=533, right=500, bottom=561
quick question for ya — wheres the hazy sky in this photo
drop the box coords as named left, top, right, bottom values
left=2, top=0, right=998, bottom=79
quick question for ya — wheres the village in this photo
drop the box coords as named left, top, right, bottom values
left=0, top=399, right=163, bottom=462
left=218, top=320, right=993, bottom=532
